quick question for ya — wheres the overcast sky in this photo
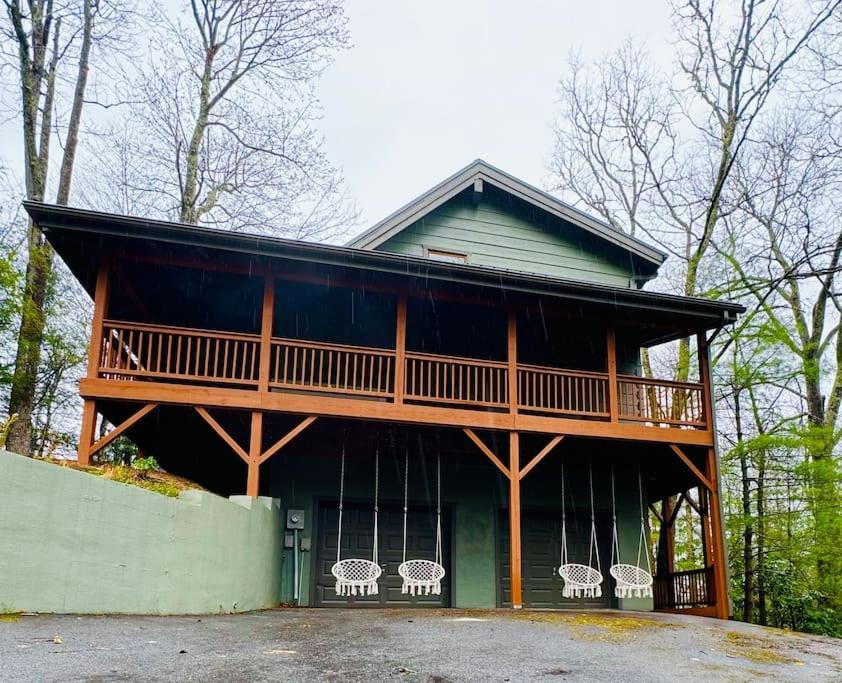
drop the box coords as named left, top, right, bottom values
left=319, top=0, right=674, bottom=227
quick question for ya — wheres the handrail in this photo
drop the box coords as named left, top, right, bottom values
left=272, top=336, right=395, bottom=357
left=103, top=319, right=259, bottom=342
left=406, top=350, right=507, bottom=368
left=96, top=320, right=709, bottom=431
left=617, top=373, right=705, bottom=391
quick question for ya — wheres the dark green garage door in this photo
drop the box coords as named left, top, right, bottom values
left=314, top=501, right=451, bottom=607
left=499, top=508, right=611, bottom=608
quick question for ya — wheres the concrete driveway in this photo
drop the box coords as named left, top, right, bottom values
left=1, top=608, right=840, bottom=682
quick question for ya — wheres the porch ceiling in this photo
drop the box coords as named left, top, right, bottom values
left=25, top=201, right=742, bottom=346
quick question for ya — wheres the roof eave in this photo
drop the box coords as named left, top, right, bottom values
left=346, top=159, right=668, bottom=267
left=23, top=200, right=743, bottom=327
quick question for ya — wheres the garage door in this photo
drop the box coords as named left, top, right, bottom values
left=314, top=501, right=451, bottom=607
left=499, top=508, right=611, bottom=608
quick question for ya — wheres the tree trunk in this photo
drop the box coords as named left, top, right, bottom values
left=756, top=447, right=767, bottom=626
left=735, top=388, right=754, bottom=623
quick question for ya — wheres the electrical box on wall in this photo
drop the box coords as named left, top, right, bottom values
left=286, top=509, right=305, bottom=530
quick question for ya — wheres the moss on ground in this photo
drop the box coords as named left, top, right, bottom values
left=511, top=610, right=676, bottom=641
left=724, top=631, right=800, bottom=665
left=47, top=459, right=202, bottom=498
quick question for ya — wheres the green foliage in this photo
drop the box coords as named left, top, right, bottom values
left=131, top=456, right=160, bottom=475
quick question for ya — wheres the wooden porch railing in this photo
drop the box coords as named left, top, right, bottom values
left=96, top=321, right=708, bottom=430
left=269, top=337, right=395, bottom=398
left=618, top=375, right=705, bottom=428
left=518, top=364, right=609, bottom=418
left=100, top=320, right=260, bottom=386
left=653, top=566, right=714, bottom=609
left=404, top=351, right=509, bottom=408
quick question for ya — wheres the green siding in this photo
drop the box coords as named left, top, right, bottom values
left=377, top=189, right=641, bottom=287
left=270, top=442, right=652, bottom=611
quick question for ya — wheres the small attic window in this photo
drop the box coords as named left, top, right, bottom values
left=426, top=247, right=468, bottom=264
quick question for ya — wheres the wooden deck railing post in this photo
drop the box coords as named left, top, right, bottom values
left=79, top=257, right=111, bottom=465
left=508, top=430, right=523, bottom=608
left=247, top=411, right=263, bottom=497
left=606, top=327, right=619, bottom=422
left=394, top=294, right=407, bottom=404
left=507, top=310, right=518, bottom=413
left=697, top=332, right=713, bottom=430
left=706, top=446, right=730, bottom=619
left=258, top=277, right=275, bottom=393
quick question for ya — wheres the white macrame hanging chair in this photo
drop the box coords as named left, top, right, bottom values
left=608, top=465, right=653, bottom=599
left=397, top=448, right=446, bottom=596
left=331, top=444, right=382, bottom=597
left=558, top=462, right=604, bottom=599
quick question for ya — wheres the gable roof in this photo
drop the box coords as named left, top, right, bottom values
left=346, top=159, right=667, bottom=267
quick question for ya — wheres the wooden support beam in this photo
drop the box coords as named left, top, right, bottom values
left=87, top=257, right=111, bottom=378
left=684, top=488, right=703, bottom=516
left=259, top=416, right=317, bottom=465
left=80, top=377, right=717, bottom=446
left=507, top=310, right=518, bottom=414
left=698, top=332, right=714, bottom=429
left=195, top=406, right=249, bottom=463
left=89, top=403, right=158, bottom=458
left=648, top=503, right=664, bottom=524
left=665, top=492, right=685, bottom=528
left=706, top=446, right=730, bottom=619
left=462, top=428, right=510, bottom=478
left=394, top=294, right=407, bottom=404
left=669, top=444, right=714, bottom=491
left=508, top=431, right=523, bottom=609
left=247, top=412, right=263, bottom=497
left=519, top=435, right=564, bottom=480
left=77, top=399, right=98, bottom=466
left=606, top=327, right=619, bottom=422
left=258, top=278, right=275, bottom=393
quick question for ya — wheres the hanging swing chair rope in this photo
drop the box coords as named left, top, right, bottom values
left=398, top=447, right=446, bottom=597
left=607, top=464, right=653, bottom=599
left=558, top=461, right=604, bottom=599
left=331, top=441, right=382, bottom=598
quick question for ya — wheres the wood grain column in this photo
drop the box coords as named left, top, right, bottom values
left=697, top=332, right=714, bottom=430
left=706, top=447, right=730, bottom=619
left=507, top=310, right=518, bottom=413
left=78, top=258, right=111, bottom=465
left=606, top=327, right=619, bottom=422
left=508, top=430, right=523, bottom=608
left=699, top=331, right=730, bottom=618
left=247, top=411, right=263, bottom=498
left=258, top=277, right=276, bottom=394
left=394, top=294, right=407, bottom=404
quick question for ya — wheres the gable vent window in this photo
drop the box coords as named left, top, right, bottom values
left=426, top=248, right=468, bottom=264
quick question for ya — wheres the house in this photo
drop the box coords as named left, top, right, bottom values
left=24, top=160, right=742, bottom=617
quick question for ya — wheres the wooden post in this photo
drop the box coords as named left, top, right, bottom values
left=247, top=411, right=263, bottom=497
left=508, top=430, right=523, bottom=608
left=394, top=294, right=407, bottom=404
left=706, top=446, right=730, bottom=619
left=697, top=332, right=714, bottom=430
left=77, top=400, right=97, bottom=465
left=87, top=258, right=111, bottom=378
left=507, top=310, right=518, bottom=413
left=78, top=258, right=110, bottom=464
left=606, top=327, right=619, bottom=422
left=258, top=277, right=276, bottom=393
left=698, top=331, right=730, bottom=618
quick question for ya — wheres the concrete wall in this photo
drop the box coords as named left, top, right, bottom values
left=0, top=450, right=282, bottom=615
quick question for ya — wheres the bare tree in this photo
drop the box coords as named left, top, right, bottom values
left=121, top=0, right=353, bottom=239
left=551, top=0, right=840, bottom=382
left=3, top=0, right=129, bottom=453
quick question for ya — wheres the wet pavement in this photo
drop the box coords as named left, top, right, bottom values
left=1, top=608, right=840, bottom=682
